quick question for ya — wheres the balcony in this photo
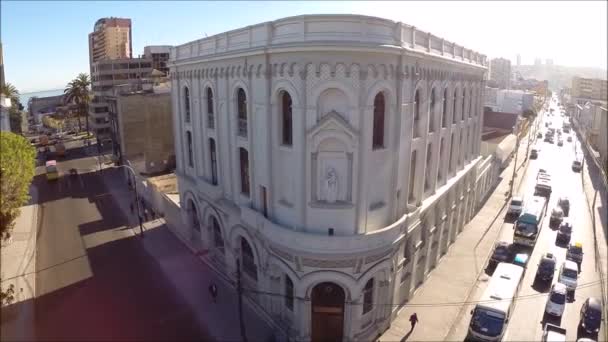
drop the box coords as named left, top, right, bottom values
left=237, top=118, right=247, bottom=137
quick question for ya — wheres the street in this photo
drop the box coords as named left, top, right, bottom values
left=32, top=139, right=212, bottom=341
left=447, top=96, right=606, bottom=341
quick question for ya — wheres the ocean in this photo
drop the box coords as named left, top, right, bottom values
left=19, top=89, right=65, bottom=111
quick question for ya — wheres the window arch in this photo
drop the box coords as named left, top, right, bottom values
left=452, top=88, right=458, bottom=124
left=442, top=88, right=448, bottom=128
left=184, top=86, right=191, bottom=123
left=413, top=89, right=421, bottom=138
left=239, top=147, right=250, bottom=196
left=363, top=278, right=374, bottom=314
left=429, top=88, right=436, bottom=133
left=207, top=87, right=214, bottom=129
left=237, top=88, right=247, bottom=137
left=241, top=238, right=257, bottom=280
left=372, top=92, right=386, bottom=149
left=280, top=91, right=293, bottom=146
left=285, top=275, right=294, bottom=310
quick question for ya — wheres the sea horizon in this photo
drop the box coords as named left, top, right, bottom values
left=19, top=88, right=65, bottom=111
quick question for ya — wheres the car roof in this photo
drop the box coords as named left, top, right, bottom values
left=552, top=283, right=567, bottom=293
left=564, top=260, right=577, bottom=270
left=511, top=196, right=523, bottom=202
left=586, top=297, right=602, bottom=310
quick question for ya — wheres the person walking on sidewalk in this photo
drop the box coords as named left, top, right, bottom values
left=409, top=313, right=419, bottom=332
left=208, top=283, right=218, bottom=303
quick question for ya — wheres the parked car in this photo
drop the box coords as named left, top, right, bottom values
left=513, top=252, right=530, bottom=272
left=558, top=260, right=578, bottom=292
left=535, top=253, right=557, bottom=283
left=556, top=220, right=573, bottom=244
left=558, top=197, right=570, bottom=216
left=579, top=297, right=602, bottom=334
left=489, top=241, right=512, bottom=265
left=572, top=160, right=583, bottom=172
left=545, top=283, right=567, bottom=317
left=550, top=207, right=564, bottom=227
left=537, top=132, right=543, bottom=139
left=507, top=196, right=524, bottom=217
left=567, top=136, right=572, bottom=142
left=566, top=242, right=584, bottom=264
left=557, top=139, right=563, bottom=146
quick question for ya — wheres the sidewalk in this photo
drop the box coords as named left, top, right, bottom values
left=0, top=188, right=38, bottom=342
left=379, top=126, right=533, bottom=342
left=99, top=169, right=277, bottom=342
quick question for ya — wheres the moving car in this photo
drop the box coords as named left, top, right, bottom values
left=579, top=297, right=602, bottom=334
left=566, top=242, right=584, bottom=264
left=558, top=260, right=578, bottom=292
left=45, top=160, right=59, bottom=181
left=572, top=160, right=583, bottom=172
left=556, top=220, right=573, bottom=244
left=545, top=283, right=567, bottom=317
left=558, top=197, right=570, bottom=216
left=550, top=207, right=564, bottom=227
left=513, top=252, right=530, bottom=273
left=490, top=241, right=512, bottom=265
left=507, top=197, right=524, bottom=217
left=535, top=253, right=557, bottom=283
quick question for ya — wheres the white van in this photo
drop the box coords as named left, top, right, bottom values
left=558, top=260, right=578, bottom=292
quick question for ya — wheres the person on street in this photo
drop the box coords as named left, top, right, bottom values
left=409, top=313, right=418, bottom=332
left=208, top=283, right=218, bottom=303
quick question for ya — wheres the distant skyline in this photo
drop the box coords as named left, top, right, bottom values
left=1, top=1, right=606, bottom=93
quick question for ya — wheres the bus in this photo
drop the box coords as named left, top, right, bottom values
left=45, top=160, right=59, bottom=181
left=513, top=196, right=547, bottom=247
left=468, top=263, right=525, bottom=341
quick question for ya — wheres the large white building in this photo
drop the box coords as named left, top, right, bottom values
left=169, top=14, right=493, bottom=341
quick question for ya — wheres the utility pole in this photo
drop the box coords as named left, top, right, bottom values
left=236, top=259, right=248, bottom=342
left=510, top=127, right=521, bottom=197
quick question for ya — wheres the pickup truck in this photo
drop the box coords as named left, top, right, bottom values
left=542, top=323, right=566, bottom=342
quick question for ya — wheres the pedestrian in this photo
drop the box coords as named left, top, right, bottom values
left=208, top=283, right=218, bottom=303
left=409, top=312, right=418, bottom=332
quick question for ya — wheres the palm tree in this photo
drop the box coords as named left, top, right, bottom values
left=63, top=73, right=91, bottom=133
left=0, top=83, right=20, bottom=105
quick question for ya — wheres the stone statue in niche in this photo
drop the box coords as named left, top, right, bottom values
left=323, top=167, right=339, bottom=203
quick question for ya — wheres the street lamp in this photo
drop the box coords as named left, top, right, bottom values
left=114, top=164, right=145, bottom=237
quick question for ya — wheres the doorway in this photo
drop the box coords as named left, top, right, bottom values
left=311, top=282, right=345, bottom=342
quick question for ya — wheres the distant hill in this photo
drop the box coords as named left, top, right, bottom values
left=513, top=64, right=607, bottom=91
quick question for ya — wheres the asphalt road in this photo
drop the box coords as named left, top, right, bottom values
left=447, top=97, right=606, bottom=341
left=33, top=139, right=211, bottom=341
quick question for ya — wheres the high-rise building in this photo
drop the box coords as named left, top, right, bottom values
left=88, top=17, right=132, bottom=65
left=571, top=76, right=608, bottom=104
left=516, top=54, right=521, bottom=67
left=143, top=45, right=171, bottom=75
left=490, top=57, right=512, bottom=89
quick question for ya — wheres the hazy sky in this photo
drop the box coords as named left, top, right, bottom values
left=2, top=1, right=606, bottom=93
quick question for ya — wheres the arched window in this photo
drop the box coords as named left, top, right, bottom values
left=281, top=91, right=293, bottom=146
left=409, top=150, right=417, bottom=203
left=207, top=88, right=214, bottom=129
left=438, top=137, right=445, bottom=181
left=241, top=238, right=257, bottom=280
left=372, top=92, right=386, bottom=149
left=362, top=278, right=374, bottom=314
left=285, top=275, right=294, bottom=311
left=442, top=88, right=448, bottom=128
left=237, top=88, right=247, bottom=137
left=425, top=143, right=433, bottom=191
left=429, top=89, right=436, bottom=133
left=449, top=133, right=455, bottom=172
left=413, top=90, right=421, bottom=138
left=453, top=88, right=458, bottom=124
left=186, top=131, right=193, bottom=167
left=211, top=216, right=224, bottom=253
left=239, top=147, right=250, bottom=196
left=184, top=87, right=191, bottom=123
left=461, top=88, right=466, bottom=122
left=209, top=138, right=218, bottom=185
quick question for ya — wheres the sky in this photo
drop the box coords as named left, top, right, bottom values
left=1, top=1, right=606, bottom=93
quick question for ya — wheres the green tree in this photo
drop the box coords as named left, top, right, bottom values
left=63, top=73, right=91, bottom=133
left=0, top=131, right=36, bottom=242
left=0, top=83, right=19, bottom=105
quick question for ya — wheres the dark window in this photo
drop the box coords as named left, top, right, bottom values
left=442, top=88, right=448, bottom=128
left=186, top=131, right=193, bottom=167
left=281, top=91, right=293, bottom=146
left=285, top=276, right=294, bottom=310
left=453, top=89, right=458, bottom=124
left=372, top=92, right=385, bottom=149
left=413, top=90, right=421, bottom=138
left=363, top=278, right=374, bottom=314
left=469, top=89, right=474, bottom=118
left=239, top=148, right=250, bottom=196
left=461, top=88, right=466, bottom=121
left=241, top=238, right=257, bottom=280
left=184, top=87, right=191, bottom=123
left=438, top=138, right=445, bottom=181
left=449, top=133, right=455, bottom=172
left=429, top=89, right=436, bottom=132
left=209, top=138, right=218, bottom=185
left=207, top=88, right=215, bottom=129
left=409, top=150, right=417, bottom=202
left=237, top=88, right=247, bottom=137
left=212, top=217, right=224, bottom=252
left=425, top=143, right=433, bottom=191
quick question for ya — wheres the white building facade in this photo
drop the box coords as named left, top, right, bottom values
left=169, top=15, right=489, bottom=342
